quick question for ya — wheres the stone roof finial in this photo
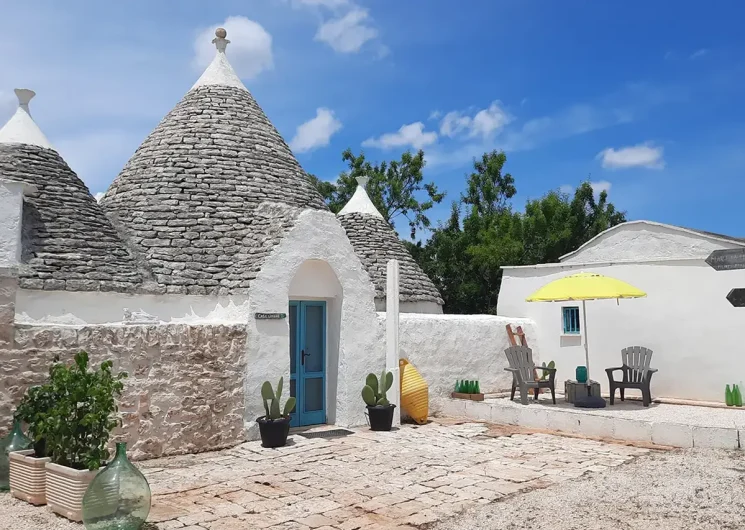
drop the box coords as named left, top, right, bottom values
left=213, top=28, right=230, bottom=53
left=356, top=176, right=369, bottom=189
left=15, top=89, right=36, bottom=110
left=0, top=88, right=52, bottom=149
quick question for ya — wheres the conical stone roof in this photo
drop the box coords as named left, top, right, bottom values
left=0, top=90, right=141, bottom=291
left=101, top=29, right=327, bottom=295
left=338, top=178, right=443, bottom=306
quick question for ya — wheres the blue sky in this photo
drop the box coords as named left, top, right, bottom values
left=2, top=0, right=744, bottom=240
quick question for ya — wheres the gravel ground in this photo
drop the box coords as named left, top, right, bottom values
left=433, top=448, right=745, bottom=530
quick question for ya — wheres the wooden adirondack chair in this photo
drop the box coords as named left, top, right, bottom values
left=504, top=345, right=557, bottom=405
left=605, top=346, right=657, bottom=407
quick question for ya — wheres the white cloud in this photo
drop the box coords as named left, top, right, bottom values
left=597, top=143, right=665, bottom=170
left=559, top=184, right=574, bottom=195
left=315, top=9, right=378, bottom=53
left=362, top=122, right=438, bottom=150
left=439, top=101, right=512, bottom=139
left=289, top=107, right=342, bottom=153
left=690, top=48, right=708, bottom=60
left=193, top=16, right=274, bottom=80
left=94, top=192, right=105, bottom=202
left=439, top=111, right=472, bottom=138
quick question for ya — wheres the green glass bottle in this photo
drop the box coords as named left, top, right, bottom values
left=0, top=420, right=32, bottom=490
left=734, top=385, right=743, bottom=407
left=474, top=381, right=481, bottom=394
left=725, top=384, right=733, bottom=406
left=82, top=442, right=151, bottom=530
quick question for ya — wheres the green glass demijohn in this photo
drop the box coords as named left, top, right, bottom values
left=82, top=443, right=151, bottom=530
left=0, top=420, right=32, bottom=490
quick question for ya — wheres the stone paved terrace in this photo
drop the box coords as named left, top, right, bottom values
left=1, top=419, right=651, bottom=530
left=443, top=394, right=745, bottom=449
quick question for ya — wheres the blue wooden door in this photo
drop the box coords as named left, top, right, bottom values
left=289, top=301, right=326, bottom=427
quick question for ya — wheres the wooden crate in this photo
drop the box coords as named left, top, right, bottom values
left=451, top=392, right=485, bottom=401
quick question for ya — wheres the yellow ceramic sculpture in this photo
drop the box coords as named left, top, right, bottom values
left=399, top=359, right=428, bottom=424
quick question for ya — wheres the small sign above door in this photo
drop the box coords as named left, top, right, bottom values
left=255, top=312, right=287, bottom=320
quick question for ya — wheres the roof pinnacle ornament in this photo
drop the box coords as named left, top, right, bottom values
left=213, top=28, right=229, bottom=53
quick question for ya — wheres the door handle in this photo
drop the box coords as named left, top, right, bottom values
left=301, top=349, right=310, bottom=365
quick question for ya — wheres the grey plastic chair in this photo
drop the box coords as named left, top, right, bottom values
left=504, top=345, right=557, bottom=405
left=605, top=346, right=657, bottom=407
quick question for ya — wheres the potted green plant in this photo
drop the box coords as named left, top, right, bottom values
left=362, top=369, right=396, bottom=431
left=9, top=382, right=55, bottom=505
left=257, top=377, right=296, bottom=448
left=42, top=351, right=127, bottom=522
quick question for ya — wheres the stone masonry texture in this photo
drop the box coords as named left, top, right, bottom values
left=0, top=144, right=142, bottom=292
left=0, top=322, right=247, bottom=461
left=339, top=212, right=443, bottom=305
left=100, top=84, right=328, bottom=296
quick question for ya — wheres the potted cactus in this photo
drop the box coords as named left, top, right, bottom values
left=257, top=377, right=296, bottom=448
left=362, top=369, right=396, bottom=431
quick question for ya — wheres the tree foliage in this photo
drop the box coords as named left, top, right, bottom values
left=413, top=152, right=626, bottom=314
left=309, top=148, right=445, bottom=238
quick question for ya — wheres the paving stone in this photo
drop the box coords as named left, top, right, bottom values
left=110, top=421, right=651, bottom=530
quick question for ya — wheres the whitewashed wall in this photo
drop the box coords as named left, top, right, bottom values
left=381, top=313, right=540, bottom=415
left=245, top=208, right=383, bottom=438
left=498, top=260, right=745, bottom=403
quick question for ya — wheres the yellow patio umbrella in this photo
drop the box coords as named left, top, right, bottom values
left=526, top=272, right=646, bottom=407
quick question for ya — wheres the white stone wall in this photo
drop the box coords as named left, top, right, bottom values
left=245, top=209, right=383, bottom=438
left=389, top=313, right=540, bottom=415
left=561, top=221, right=743, bottom=263
left=498, top=260, right=745, bottom=402
left=0, top=180, right=33, bottom=267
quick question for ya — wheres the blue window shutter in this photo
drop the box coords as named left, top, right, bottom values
left=562, top=306, right=580, bottom=334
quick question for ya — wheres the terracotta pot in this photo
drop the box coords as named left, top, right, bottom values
left=9, top=450, right=51, bottom=505
left=45, top=462, right=100, bottom=522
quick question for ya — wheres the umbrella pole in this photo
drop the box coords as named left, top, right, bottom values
left=582, top=299, right=591, bottom=384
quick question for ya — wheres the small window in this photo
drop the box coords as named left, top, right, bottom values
left=562, top=306, right=580, bottom=334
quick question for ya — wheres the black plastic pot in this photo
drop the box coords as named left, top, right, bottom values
left=257, top=416, right=291, bottom=448
left=33, top=438, right=46, bottom=458
left=367, top=405, right=396, bottom=431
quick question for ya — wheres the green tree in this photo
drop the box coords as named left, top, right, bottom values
left=462, top=150, right=516, bottom=217
left=413, top=152, right=627, bottom=314
left=310, top=149, right=445, bottom=239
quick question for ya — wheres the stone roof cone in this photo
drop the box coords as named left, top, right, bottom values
left=101, top=28, right=328, bottom=295
left=338, top=177, right=443, bottom=306
left=0, top=90, right=141, bottom=291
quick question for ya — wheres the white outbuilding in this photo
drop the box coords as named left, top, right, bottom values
left=498, top=220, right=745, bottom=403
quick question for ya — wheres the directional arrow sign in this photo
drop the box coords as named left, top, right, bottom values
left=727, top=288, right=745, bottom=308
left=706, top=248, right=745, bottom=271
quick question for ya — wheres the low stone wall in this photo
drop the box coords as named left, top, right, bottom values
left=0, top=322, right=247, bottom=461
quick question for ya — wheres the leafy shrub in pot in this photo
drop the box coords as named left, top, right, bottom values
left=362, top=369, right=396, bottom=431
left=42, top=351, right=128, bottom=521
left=257, top=377, right=296, bottom=448
left=9, top=379, right=55, bottom=504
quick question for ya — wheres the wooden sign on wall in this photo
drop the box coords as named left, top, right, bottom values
left=706, top=249, right=745, bottom=271
left=726, top=288, right=745, bottom=308
left=255, top=312, right=287, bottom=320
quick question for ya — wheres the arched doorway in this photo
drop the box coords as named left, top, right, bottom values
left=288, top=259, right=343, bottom=426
